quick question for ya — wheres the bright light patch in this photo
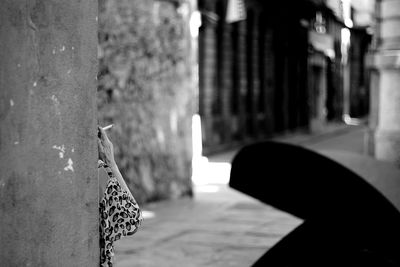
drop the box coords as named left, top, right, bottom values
left=190, top=11, right=201, bottom=38
left=343, top=114, right=362, bottom=126
left=191, top=114, right=231, bottom=185
left=195, top=185, right=220, bottom=193
left=192, top=159, right=231, bottom=185
left=142, top=210, right=156, bottom=219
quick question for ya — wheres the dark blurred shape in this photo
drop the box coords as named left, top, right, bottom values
left=230, top=141, right=400, bottom=266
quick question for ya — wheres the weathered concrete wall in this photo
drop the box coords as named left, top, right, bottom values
left=98, top=0, right=195, bottom=203
left=0, top=0, right=98, bottom=265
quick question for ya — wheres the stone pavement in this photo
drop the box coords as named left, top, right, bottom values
left=114, top=123, right=398, bottom=267
left=115, top=185, right=301, bottom=267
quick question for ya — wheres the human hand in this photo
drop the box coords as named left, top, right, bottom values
left=97, top=125, right=116, bottom=167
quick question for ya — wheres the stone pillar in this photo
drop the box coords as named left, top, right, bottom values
left=309, top=52, right=328, bottom=133
left=237, top=20, right=248, bottom=139
left=372, top=0, right=400, bottom=166
left=199, top=1, right=218, bottom=151
left=0, top=1, right=98, bottom=266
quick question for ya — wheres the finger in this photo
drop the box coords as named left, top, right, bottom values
left=97, top=140, right=106, bottom=161
left=97, top=139, right=103, bottom=152
left=98, top=137, right=107, bottom=149
left=98, top=126, right=108, bottom=142
left=100, top=126, right=111, bottom=143
left=97, top=126, right=102, bottom=139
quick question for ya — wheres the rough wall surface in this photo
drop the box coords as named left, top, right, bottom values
left=372, top=0, right=400, bottom=166
left=98, top=0, right=195, bottom=203
left=0, top=0, right=98, bottom=265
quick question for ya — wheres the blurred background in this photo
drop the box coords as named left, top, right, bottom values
left=97, top=0, right=381, bottom=203
left=95, top=0, right=400, bottom=265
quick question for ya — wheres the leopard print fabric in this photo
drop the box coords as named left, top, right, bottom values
left=99, top=161, right=143, bottom=267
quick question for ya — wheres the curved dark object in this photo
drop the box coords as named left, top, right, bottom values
left=229, top=141, right=400, bottom=266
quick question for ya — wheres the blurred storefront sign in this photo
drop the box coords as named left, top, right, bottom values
left=226, top=0, right=246, bottom=23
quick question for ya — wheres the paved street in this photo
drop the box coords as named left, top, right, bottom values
left=115, top=185, right=301, bottom=267
left=114, top=124, right=396, bottom=267
left=300, top=125, right=366, bottom=153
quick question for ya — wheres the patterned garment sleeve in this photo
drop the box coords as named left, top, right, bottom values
left=99, top=160, right=143, bottom=267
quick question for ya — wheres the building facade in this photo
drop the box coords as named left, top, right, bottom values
left=198, top=0, right=370, bottom=153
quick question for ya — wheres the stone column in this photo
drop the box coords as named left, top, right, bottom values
left=372, top=0, right=400, bottom=166
left=0, top=0, right=98, bottom=266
